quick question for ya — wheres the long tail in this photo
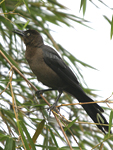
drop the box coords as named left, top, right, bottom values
left=65, top=87, right=109, bottom=134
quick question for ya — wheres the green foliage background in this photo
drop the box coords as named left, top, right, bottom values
left=0, top=0, right=113, bottom=149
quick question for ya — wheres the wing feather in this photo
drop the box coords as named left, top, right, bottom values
left=42, top=45, right=81, bottom=89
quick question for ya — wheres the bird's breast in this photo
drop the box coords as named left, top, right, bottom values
left=25, top=47, right=65, bottom=88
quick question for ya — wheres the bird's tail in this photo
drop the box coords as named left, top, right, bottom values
left=65, top=87, right=109, bottom=134
left=81, top=96, right=109, bottom=134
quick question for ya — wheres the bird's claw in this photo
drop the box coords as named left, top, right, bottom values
left=35, top=90, right=43, bottom=99
left=48, top=103, right=60, bottom=115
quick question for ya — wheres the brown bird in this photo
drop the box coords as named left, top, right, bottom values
left=13, top=29, right=109, bottom=134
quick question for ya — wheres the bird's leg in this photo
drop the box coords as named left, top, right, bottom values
left=36, top=88, right=56, bottom=99
left=49, top=90, right=62, bottom=112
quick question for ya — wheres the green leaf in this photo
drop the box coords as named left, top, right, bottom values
left=97, top=113, right=105, bottom=124
left=64, top=118, right=77, bottom=131
left=32, top=119, right=45, bottom=143
left=20, top=121, right=36, bottom=150
left=22, top=0, right=30, bottom=13
left=1, top=0, right=6, bottom=17
left=17, top=120, right=30, bottom=150
left=83, top=0, right=87, bottom=16
left=4, top=137, right=15, bottom=150
left=80, top=0, right=87, bottom=16
left=0, top=48, right=20, bottom=70
left=110, top=15, right=113, bottom=39
left=108, top=110, right=113, bottom=135
left=98, top=0, right=109, bottom=8
left=103, top=15, right=111, bottom=24
left=23, top=20, right=30, bottom=29
left=48, top=126, right=59, bottom=148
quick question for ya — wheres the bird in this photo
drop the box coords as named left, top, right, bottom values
left=13, top=29, right=109, bottom=134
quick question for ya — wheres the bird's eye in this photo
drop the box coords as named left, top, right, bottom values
left=27, top=33, right=30, bottom=36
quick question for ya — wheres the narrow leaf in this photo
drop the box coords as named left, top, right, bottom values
left=80, top=0, right=84, bottom=11
left=110, top=15, right=113, bottom=39
left=20, top=121, right=36, bottom=150
left=108, top=110, right=113, bottom=135
left=32, top=119, right=45, bottom=143
left=17, top=120, right=30, bottom=150
left=80, top=0, right=87, bottom=16
left=23, top=20, right=30, bottom=29
left=1, top=0, right=6, bottom=17
left=103, top=15, right=111, bottom=24
left=64, top=118, right=77, bottom=131
left=83, top=0, right=87, bottom=16
left=4, top=137, right=15, bottom=150
left=22, top=0, right=30, bottom=12
left=49, top=126, right=59, bottom=148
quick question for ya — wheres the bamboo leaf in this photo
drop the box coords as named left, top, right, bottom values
left=108, top=110, right=113, bottom=135
left=4, top=137, right=15, bottom=150
left=22, top=0, right=30, bottom=12
left=103, top=15, right=111, bottom=24
left=20, top=121, right=36, bottom=150
left=48, top=126, right=59, bottom=148
left=64, top=118, right=77, bottom=131
left=23, top=20, right=30, bottom=29
left=83, top=0, right=87, bottom=16
left=80, top=0, right=87, bottom=16
left=17, top=120, right=30, bottom=150
left=110, top=15, right=113, bottom=39
left=32, top=119, right=45, bottom=143
left=1, top=0, right=6, bottom=17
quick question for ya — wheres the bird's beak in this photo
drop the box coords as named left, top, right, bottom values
left=13, top=29, right=25, bottom=37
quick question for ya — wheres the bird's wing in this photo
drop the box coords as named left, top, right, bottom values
left=42, top=45, right=82, bottom=90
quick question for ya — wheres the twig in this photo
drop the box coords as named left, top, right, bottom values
left=9, top=69, right=26, bottom=149
left=91, top=134, right=113, bottom=150
left=0, top=0, right=5, bottom=5
left=57, top=98, right=113, bottom=107
left=54, top=114, right=73, bottom=150
left=0, top=50, right=37, bottom=91
left=74, top=121, right=111, bottom=127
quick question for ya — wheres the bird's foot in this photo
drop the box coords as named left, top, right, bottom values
left=48, top=102, right=60, bottom=115
left=48, top=91, right=62, bottom=115
left=35, top=90, right=44, bottom=99
left=36, top=88, right=55, bottom=99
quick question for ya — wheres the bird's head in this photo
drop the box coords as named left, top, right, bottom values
left=13, top=29, right=43, bottom=47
